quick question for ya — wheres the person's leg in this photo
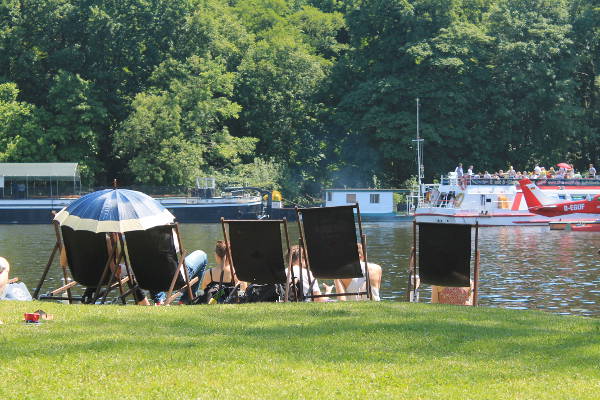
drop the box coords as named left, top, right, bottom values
left=180, top=250, right=208, bottom=304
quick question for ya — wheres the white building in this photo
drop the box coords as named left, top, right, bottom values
left=324, top=189, right=408, bottom=220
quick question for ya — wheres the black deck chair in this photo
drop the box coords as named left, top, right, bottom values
left=407, top=222, right=480, bottom=306
left=123, top=223, right=198, bottom=305
left=34, top=222, right=131, bottom=304
left=221, top=218, right=293, bottom=302
left=295, top=204, right=373, bottom=301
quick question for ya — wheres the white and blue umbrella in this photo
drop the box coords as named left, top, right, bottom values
left=54, top=189, right=175, bottom=233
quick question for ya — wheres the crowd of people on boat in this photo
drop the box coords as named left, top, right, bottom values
left=454, top=163, right=597, bottom=181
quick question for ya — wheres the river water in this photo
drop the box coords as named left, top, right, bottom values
left=2, top=223, right=599, bottom=317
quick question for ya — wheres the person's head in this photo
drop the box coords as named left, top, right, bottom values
left=215, top=240, right=228, bottom=264
left=469, top=165, right=473, bottom=169
left=287, top=245, right=301, bottom=267
left=590, top=164, right=594, bottom=168
left=458, top=163, right=462, bottom=167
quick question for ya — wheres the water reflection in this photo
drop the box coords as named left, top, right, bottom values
left=1, top=224, right=599, bottom=316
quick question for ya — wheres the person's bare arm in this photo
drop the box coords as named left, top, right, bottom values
left=368, top=264, right=382, bottom=291
left=334, top=279, right=347, bottom=301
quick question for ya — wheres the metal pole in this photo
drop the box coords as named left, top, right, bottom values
left=417, top=98, right=421, bottom=198
left=473, top=222, right=480, bottom=307
left=412, top=98, right=424, bottom=201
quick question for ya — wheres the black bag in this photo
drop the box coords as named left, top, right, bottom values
left=195, top=282, right=240, bottom=304
left=286, top=279, right=304, bottom=302
left=244, top=284, right=284, bottom=303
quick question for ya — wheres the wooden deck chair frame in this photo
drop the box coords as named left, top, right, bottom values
left=406, top=221, right=480, bottom=306
left=121, top=223, right=198, bottom=306
left=92, top=232, right=139, bottom=305
left=33, top=221, right=133, bottom=304
left=295, top=204, right=373, bottom=301
left=220, top=218, right=294, bottom=302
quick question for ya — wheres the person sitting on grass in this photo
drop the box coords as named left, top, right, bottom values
left=334, top=243, right=382, bottom=301
left=431, top=280, right=474, bottom=306
left=287, top=245, right=331, bottom=302
left=0, top=257, right=32, bottom=301
left=0, top=257, right=9, bottom=299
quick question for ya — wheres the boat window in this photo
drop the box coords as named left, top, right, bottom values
left=558, top=194, right=566, bottom=200
left=369, top=194, right=380, bottom=204
left=327, top=192, right=332, bottom=201
left=346, top=194, right=356, bottom=203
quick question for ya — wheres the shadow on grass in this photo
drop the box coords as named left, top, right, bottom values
left=2, top=302, right=599, bottom=374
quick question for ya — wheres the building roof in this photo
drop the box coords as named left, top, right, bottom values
left=0, top=163, right=79, bottom=179
left=324, top=188, right=410, bottom=193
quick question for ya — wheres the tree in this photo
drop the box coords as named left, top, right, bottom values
left=0, top=82, right=43, bottom=162
left=236, top=30, right=330, bottom=196
left=114, top=56, right=255, bottom=186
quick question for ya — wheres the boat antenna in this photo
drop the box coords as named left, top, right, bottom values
left=412, top=98, right=424, bottom=198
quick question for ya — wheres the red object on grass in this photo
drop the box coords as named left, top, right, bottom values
left=24, top=313, right=40, bottom=323
left=556, top=162, right=572, bottom=170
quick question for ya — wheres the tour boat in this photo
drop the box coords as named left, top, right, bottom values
left=415, top=176, right=600, bottom=226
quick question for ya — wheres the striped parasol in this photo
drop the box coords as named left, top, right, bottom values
left=54, top=189, right=175, bottom=233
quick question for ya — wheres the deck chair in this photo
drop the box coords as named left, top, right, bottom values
left=123, top=223, right=199, bottom=305
left=407, top=222, right=480, bottom=306
left=295, top=204, right=373, bottom=301
left=34, top=222, right=131, bottom=304
left=221, top=218, right=293, bottom=302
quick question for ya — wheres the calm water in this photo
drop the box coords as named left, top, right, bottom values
left=2, top=223, right=599, bottom=317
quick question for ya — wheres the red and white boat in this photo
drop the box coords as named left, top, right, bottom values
left=415, top=175, right=600, bottom=226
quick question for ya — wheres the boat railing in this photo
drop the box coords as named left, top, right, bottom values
left=440, top=176, right=600, bottom=187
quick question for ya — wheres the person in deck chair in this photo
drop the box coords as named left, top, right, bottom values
left=334, top=243, right=382, bottom=301
left=287, top=245, right=331, bottom=302
left=201, top=240, right=237, bottom=290
left=431, top=281, right=473, bottom=306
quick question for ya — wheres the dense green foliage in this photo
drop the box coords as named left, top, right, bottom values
left=1, top=301, right=599, bottom=399
left=0, top=0, right=598, bottom=196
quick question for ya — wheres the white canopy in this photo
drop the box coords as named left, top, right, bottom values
left=0, top=163, right=79, bottom=179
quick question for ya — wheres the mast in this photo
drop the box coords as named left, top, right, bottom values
left=413, top=98, right=424, bottom=198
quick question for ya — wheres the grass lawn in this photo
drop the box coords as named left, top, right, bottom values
left=1, top=301, right=599, bottom=400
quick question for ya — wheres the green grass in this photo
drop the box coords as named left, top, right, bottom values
left=1, top=301, right=599, bottom=400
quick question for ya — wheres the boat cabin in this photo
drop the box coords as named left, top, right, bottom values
left=0, top=163, right=81, bottom=199
left=324, top=189, right=399, bottom=216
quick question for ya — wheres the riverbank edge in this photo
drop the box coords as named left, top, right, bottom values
left=1, top=300, right=599, bottom=399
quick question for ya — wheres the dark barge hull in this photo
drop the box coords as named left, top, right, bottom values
left=165, top=203, right=263, bottom=223
left=0, top=207, right=64, bottom=224
left=0, top=203, right=263, bottom=224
